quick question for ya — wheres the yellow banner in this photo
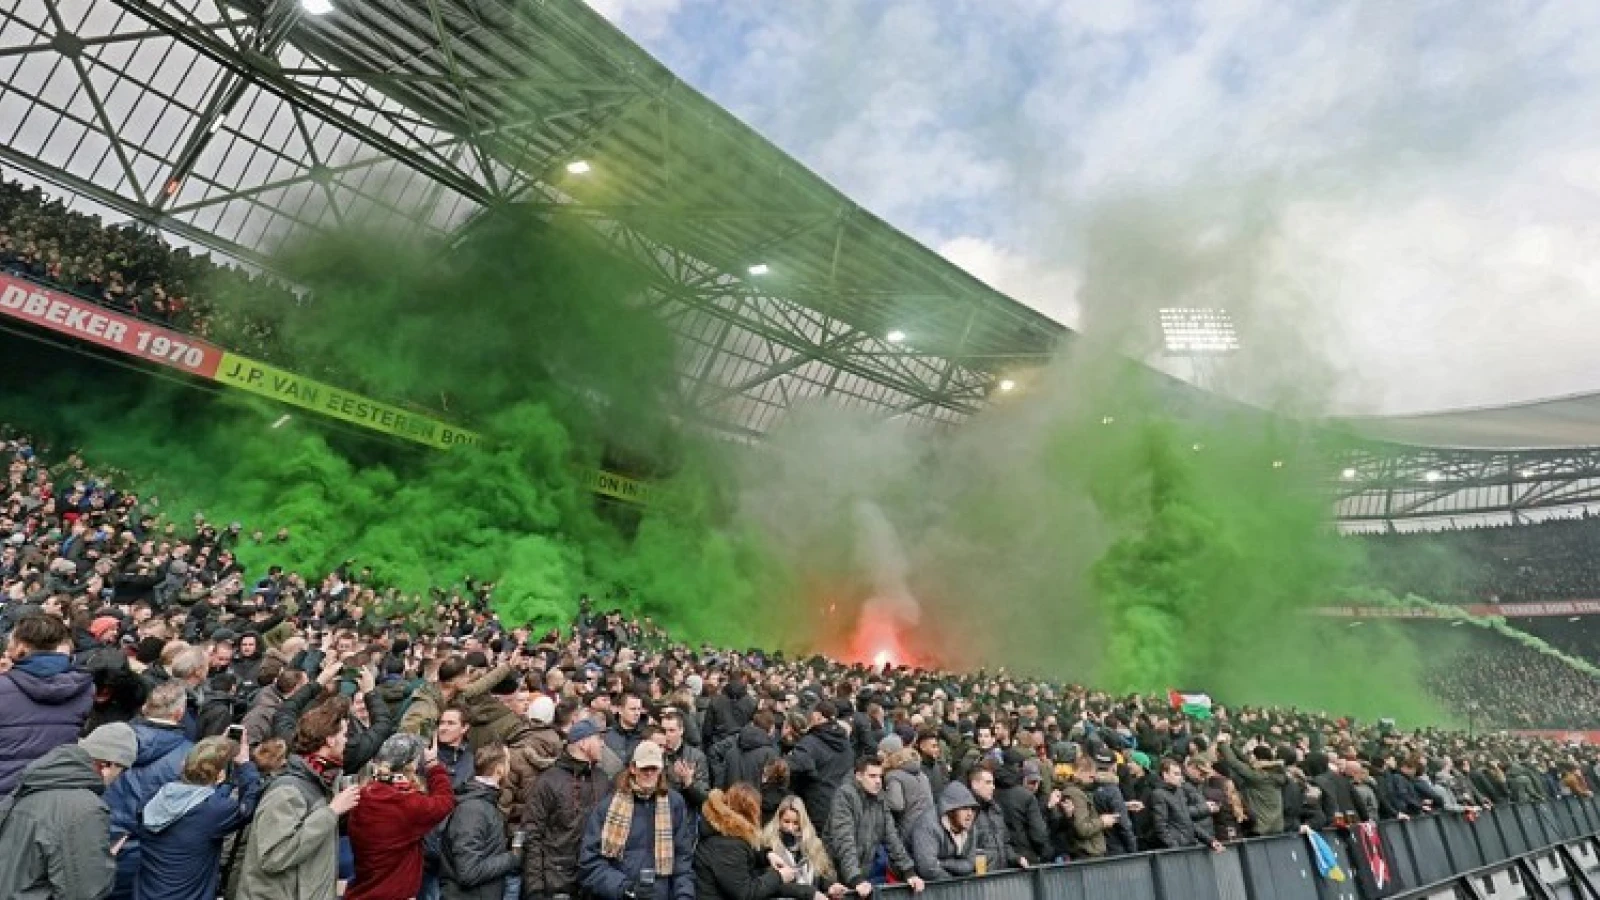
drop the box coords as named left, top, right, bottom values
left=211, top=352, right=653, bottom=505
left=579, top=468, right=662, bottom=506
left=214, top=352, right=483, bottom=450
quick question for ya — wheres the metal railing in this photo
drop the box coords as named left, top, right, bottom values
left=877, top=796, right=1600, bottom=900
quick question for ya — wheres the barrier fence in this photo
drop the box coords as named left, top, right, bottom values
left=878, top=795, right=1600, bottom=900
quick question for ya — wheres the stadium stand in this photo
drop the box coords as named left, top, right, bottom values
left=1357, top=514, right=1600, bottom=603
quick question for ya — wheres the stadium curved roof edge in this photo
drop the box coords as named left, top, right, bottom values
left=0, top=0, right=1072, bottom=438
left=1341, top=390, right=1600, bottom=451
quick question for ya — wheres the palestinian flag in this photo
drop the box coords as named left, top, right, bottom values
left=1168, top=689, right=1213, bottom=719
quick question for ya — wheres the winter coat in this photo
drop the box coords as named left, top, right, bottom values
left=502, top=723, right=562, bottom=824
left=665, top=742, right=711, bottom=809
left=1351, top=780, right=1382, bottom=823
left=1217, top=743, right=1287, bottom=835
left=463, top=691, right=521, bottom=753
left=399, top=681, right=447, bottom=738
left=0, top=744, right=116, bottom=900
left=883, top=752, right=936, bottom=843
left=0, top=652, right=94, bottom=795
left=711, top=725, right=779, bottom=791
left=240, top=686, right=289, bottom=748
left=106, top=719, right=194, bottom=900
left=694, top=790, right=807, bottom=900
left=971, top=798, right=1017, bottom=868
left=1507, top=764, right=1547, bottom=803
left=909, top=783, right=980, bottom=881
left=438, top=739, right=477, bottom=789
left=1150, top=781, right=1210, bottom=849
left=787, top=723, right=853, bottom=827
left=439, top=780, right=520, bottom=900
left=703, top=683, right=758, bottom=749
left=577, top=787, right=697, bottom=900
left=994, top=765, right=1050, bottom=863
left=132, top=763, right=263, bottom=900
left=346, top=763, right=456, bottom=900
left=1054, top=781, right=1108, bottom=859
left=824, top=779, right=916, bottom=886
left=236, top=756, right=341, bottom=900
left=605, top=722, right=652, bottom=768
left=522, top=753, right=610, bottom=895
left=1381, top=770, right=1426, bottom=817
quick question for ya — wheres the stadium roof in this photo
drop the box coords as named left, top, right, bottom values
left=1341, top=391, right=1600, bottom=451
left=0, top=0, right=1069, bottom=438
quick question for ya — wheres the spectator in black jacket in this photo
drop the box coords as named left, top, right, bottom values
left=787, top=702, right=853, bottom=828
left=1150, top=758, right=1220, bottom=852
left=705, top=674, right=758, bottom=749
left=711, top=709, right=779, bottom=791
left=993, top=752, right=1050, bottom=865
left=441, top=742, right=522, bottom=900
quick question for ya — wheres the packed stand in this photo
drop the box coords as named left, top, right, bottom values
left=6, top=434, right=1600, bottom=900
left=0, top=176, right=291, bottom=361
left=1417, top=623, right=1600, bottom=730
left=1357, top=512, right=1600, bottom=604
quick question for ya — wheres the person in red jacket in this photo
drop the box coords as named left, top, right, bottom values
left=347, top=732, right=457, bottom=900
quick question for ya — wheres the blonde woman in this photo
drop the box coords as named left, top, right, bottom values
left=761, top=796, right=845, bottom=899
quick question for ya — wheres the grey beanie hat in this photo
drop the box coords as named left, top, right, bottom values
left=878, top=734, right=905, bottom=758
left=80, top=722, right=138, bottom=768
left=374, top=733, right=427, bottom=773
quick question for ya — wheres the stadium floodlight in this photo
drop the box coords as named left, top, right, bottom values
left=1424, top=470, right=1442, bottom=482
left=997, top=378, right=1016, bottom=392
left=1100, top=415, right=1115, bottom=425
left=301, top=0, right=334, bottom=15
left=565, top=160, right=591, bottom=175
left=885, top=329, right=907, bottom=344
left=747, top=263, right=769, bottom=276
left=1272, top=460, right=1285, bottom=469
left=1341, top=468, right=1357, bottom=480
left=1519, top=469, right=1536, bottom=479
left=1158, top=307, right=1239, bottom=355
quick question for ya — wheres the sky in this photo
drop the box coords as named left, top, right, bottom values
left=585, top=0, right=1600, bottom=416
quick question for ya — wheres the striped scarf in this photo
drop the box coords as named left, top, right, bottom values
left=599, top=787, right=674, bottom=877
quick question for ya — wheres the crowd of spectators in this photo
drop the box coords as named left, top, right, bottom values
left=5, top=433, right=1600, bottom=900
left=1414, top=623, right=1600, bottom=730
left=0, top=176, right=291, bottom=361
left=1357, top=513, right=1600, bottom=604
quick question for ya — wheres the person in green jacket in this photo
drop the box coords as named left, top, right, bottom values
left=1217, top=734, right=1288, bottom=835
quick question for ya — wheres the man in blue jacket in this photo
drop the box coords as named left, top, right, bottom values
left=578, top=741, right=696, bottom=900
left=0, top=612, right=94, bottom=795
left=105, top=681, right=194, bottom=900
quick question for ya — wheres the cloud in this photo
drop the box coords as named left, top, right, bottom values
left=596, top=0, right=1600, bottom=413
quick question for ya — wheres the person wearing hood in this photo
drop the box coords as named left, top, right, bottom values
left=105, top=681, right=196, bottom=900
left=824, top=758, right=924, bottom=895
left=230, top=632, right=265, bottom=695
left=704, top=675, right=757, bottom=749
left=910, top=782, right=981, bottom=881
left=347, top=733, right=457, bottom=900
left=711, top=710, right=779, bottom=791
left=440, top=742, right=522, bottom=900
left=523, top=719, right=610, bottom=898
left=0, top=721, right=136, bottom=900
left=0, top=612, right=94, bottom=795
left=880, top=738, right=935, bottom=845
left=695, top=784, right=814, bottom=900
left=132, top=735, right=262, bottom=900
left=786, top=702, right=853, bottom=828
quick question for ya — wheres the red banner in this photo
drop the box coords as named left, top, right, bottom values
left=1317, top=600, right=1600, bottom=619
left=0, top=273, right=224, bottom=378
left=1516, top=730, right=1600, bottom=745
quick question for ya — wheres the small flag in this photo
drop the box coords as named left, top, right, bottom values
left=1168, top=689, right=1213, bottom=719
left=1307, top=831, right=1346, bottom=882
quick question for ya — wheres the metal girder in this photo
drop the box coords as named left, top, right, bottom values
left=111, top=0, right=495, bottom=205
left=1335, top=444, right=1600, bottom=525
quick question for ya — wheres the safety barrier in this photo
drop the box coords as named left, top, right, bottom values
left=877, top=796, right=1600, bottom=900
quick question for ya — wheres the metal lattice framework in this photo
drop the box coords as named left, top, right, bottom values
left=1334, top=445, right=1600, bottom=527
left=0, top=0, right=1070, bottom=439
